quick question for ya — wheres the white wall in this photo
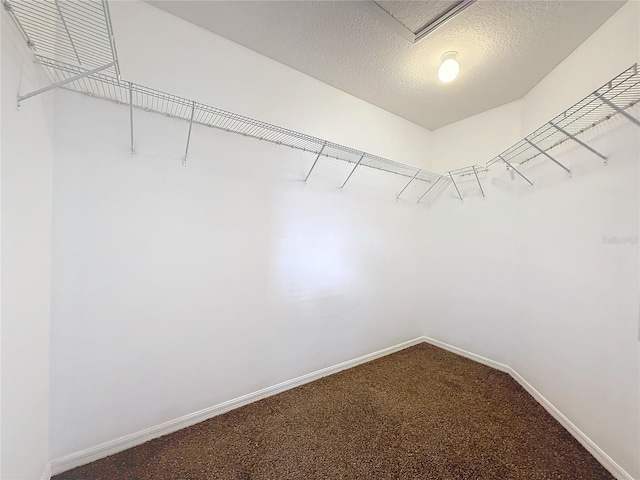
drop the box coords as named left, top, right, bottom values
left=423, top=115, right=640, bottom=478
left=419, top=5, right=640, bottom=476
left=109, top=0, right=432, bottom=171
left=49, top=88, right=438, bottom=459
left=1, top=11, right=53, bottom=480
left=429, top=99, right=522, bottom=173
left=47, top=1, right=639, bottom=478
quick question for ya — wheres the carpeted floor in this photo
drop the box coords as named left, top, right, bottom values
left=54, top=343, right=614, bottom=480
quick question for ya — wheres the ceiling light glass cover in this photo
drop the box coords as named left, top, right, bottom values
left=438, top=52, right=460, bottom=83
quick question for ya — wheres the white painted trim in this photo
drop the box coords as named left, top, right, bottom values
left=50, top=336, right=426, bottom=475
left=40, top=463, right=52, bottom=480
left=421, top=336, right=512, bottom=373
left=51, top=335, right=636, bottom=480
left=422, top=336, right=636, bottom=480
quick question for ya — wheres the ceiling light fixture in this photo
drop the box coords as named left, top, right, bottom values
left=438, top=52, right=460, bottom=83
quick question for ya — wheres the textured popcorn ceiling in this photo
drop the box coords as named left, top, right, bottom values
left=147, top=1, right=624, bottom=130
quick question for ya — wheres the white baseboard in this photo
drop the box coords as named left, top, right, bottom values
left=420, top=336, right=512, bottom=373
left=421, top=336, right=635, bottom=480
left=40, top=463, right=51, bottom=480
left=50, top=336, right=426, bottom=475
left=51, top=335, right=636, bottom=480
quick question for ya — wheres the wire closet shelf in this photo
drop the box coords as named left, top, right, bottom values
left=485, top=64, right=639, bottom=172
left=4, top=0, right=120, bottom=78
left=6, top=0, right=445, bottom=197
left=34, top=55, right=444, bottom=188
left=442, top=63, right=640, bottom=200
left=6, top=0, right=640, bottom=203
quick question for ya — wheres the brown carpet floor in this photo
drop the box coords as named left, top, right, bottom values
left=54, top=343, right=614, bottom=480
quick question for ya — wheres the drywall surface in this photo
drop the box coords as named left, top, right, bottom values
left=1, top=12, right=53, bottom=480
left=522, top=0, right=640, bottom=134
left=422, top=115, right=640, bottom=478
left=49, top=89, right=437, bottom=458
left=109, top=0, right=432, bottom=171
left=429, top=99, right=522, bottom=173
left=422, top=7, right=640, bottom=475
left=48, top=0, right=639, bottom=474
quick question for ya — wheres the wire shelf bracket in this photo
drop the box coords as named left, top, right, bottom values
left=524, top=138, right=572, bottom=177
left=303, top=142, right=327, bottom=183
left=548, top=121, right=607, bottom=164
left=17, top=61, right=114, bottom=104
left=128, top=81, right=134, bottom=155
left=498, top=155, right=534, bottom=186
left=446, top=164, right=487, bottom=200
left=183, top=100, right=196, bottom=166
left=448, top=172, right=464, bottom=203
left=594, top=92, right=640, bottom=127
left=472, top=165, right=485, bottom=198
left=396, top=168, right=421, bottom=200
left=340, top=154, right=364, bottom=189
left=417, top=176, right=443, bottom=204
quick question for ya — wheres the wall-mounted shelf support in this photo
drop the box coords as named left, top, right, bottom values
left=304, top=142, right=327, bottom=183
left=417, top=176, right=441, bottom=204
left=525, top=138, right=571, bottom=177
left=472, top=165, right=485, bottom=198
left=183, top=100, right=196, bottom=166
left=548, top=121, right=607, bottom=164
left=340, top=154, right=364, bottom=189
left=448, top=172, right=463, bottom=203
left=396, top=169, right=421, bottom=200
left=17, top=62, right=114, bottom=104
left=594, top=92, right=640, bottom=127
left=447, top=165, right=487, bottom=201
left=498, top=155, right=534, bottom=186
left=129, top=82, right=134, bottom=155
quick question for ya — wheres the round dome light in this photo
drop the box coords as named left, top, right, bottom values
left=438, top=52, right=459, bottom=83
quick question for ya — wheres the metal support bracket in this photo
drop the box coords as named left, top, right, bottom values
left=128, top=82, right=134, bottom=155
left=525, top=139, right=571, bottom=176
left=472, top=165, right=485, bottom=198
left=17, top=62, right=114, bottom=104
left=448, top=172, right=463, bottom=203
left=417, top=176, right=441, bottom=204
left=594, top=92, right=640, bottom=127
left=396, top=169, right=421, bottom=200
left=304, top=142, right=327, bottom=183
left=340, top=154, right=364, bottom=189
left=499, top=155, right=534, bottom=186
left=549, top=121, right=607, bottom=164
left=183, top=101, right=196, bottom=166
